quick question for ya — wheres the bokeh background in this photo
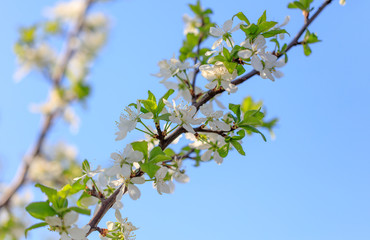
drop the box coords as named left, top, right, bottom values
left=1, top=0, right=369, bottom=239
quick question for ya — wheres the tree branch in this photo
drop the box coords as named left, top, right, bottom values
left=80, top=0, right=335, bottom=235
left=191, top=18, right=205, bottom=104
left=86, top=184, right=126, bottom=236
left=0, top=0, right=94, bottom=209
left=161, top=0, right=333, bottom=152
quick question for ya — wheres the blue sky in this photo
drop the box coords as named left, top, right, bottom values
left=1, top=0, right=369, bottom=239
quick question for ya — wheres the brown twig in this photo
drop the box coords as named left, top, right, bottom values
left=0, top=0, right=94, bottom=209
left=86, top=184, right=126, bottom=236
left=191, top=17, right=205, bottom=104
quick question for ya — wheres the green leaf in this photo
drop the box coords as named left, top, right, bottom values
left=164, top=148, right=176, bottom=157
left=240, top=125, right=267, bottom=142
left=302, top=0, right=314, bottom=9
left=257, top=10, right=267, bottom=25
left=67, top=206, right=91, bottom=216
left=140, top=162, right=160, bottom=178
left=150, top=154, right=172, bottom=163
left=304, top=30, right=320, bottom=44
left=232, top=12, right=250, bottom=25
left=25, top=222, right=48, bottom=237
left=229, top=103, right=241, bottom=122
left=240, top=24, right=259, bottom=37
left=231, top=140, right=246, bottom=156
left=232, top=130, right=246, bottom=140
left=208, top=54, right=226, bottom=64
left=129, top=103, right=150, bottom=113
left=58, top=181, right=85, bottom=200
left=149, top=147, right=165, bottom=160
left=241, top=96, right=263, bottom=112
left=58, top=184, right=72, bottom=199
left=257, top=21, right=277, bottom=33
left=224, top=61, right=237, bottom=74
left=35, top=184, right=57, bottom=204
left=157, top=113, right=171, bottom=121
left=281, top=43, right=288, bottom=53
left=149, top=147, right=171, bottom=163
left=236, top=65, right=245, bottom=75
left=288, top=1, right=306, bottom=10
left=20, top=26, right=37, bottom=44
left=72, top=82, right=90, bottom=100
left=26, top=202, right=57, bottom=220
left=82, top=159, right=90, bottom=173
left=157, top=89, right=175, bottom=114
left=189, top=1, right=202, bottom=15
left=303, top=44, right=312, bottom=56
left=262, top=29, right=288, bottom=38
left=148, top=90, right=156, bottom=102
left=141, top=99, right=157, bottom=113
left=230, top=45, right=242, bottom=57
left=223, top=48, right=231, bottom=61
left=218, top=144, right=230, bottom=158
left=44, top=21, right=60, bottom=34
left=131, top=141, right=149, bottom=161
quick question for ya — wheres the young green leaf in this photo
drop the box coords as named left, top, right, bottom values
left=232, top=12, right=250, bottom=25
left=35, top=184, right=57, bottom=205
left=229, top=103, right=241, bottom=122
left=67, top=206, right=91, bottom=216
left=148, top=90, right=156, bottom=102
left=81, top=160, right=90, bottom=173
left=218, top=143, right=230, bottom=158
left=258, top=10, right=267, bottom=25
left=231, top=140, right=246, bottom=156
left=131, top=141, right=149, bottom=161
left=25, top=222, right=48, bottom=237
left=262, top=29, right=288, bottom=38
left=157, top=89, right=175, bottom=114
left=303, top=44, right=312, bottom=56
left=25, top=202, right=57, bottom=220
left=240, top=125, right=267, bottom=141
left=140, top=162, right=160, bottom=178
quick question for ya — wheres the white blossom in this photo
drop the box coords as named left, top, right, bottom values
left=185, top=133, right=210, bottom=150
left=200, top=133, right=226, bottom=165
left=153, top=167, right=175, bottom=194
left=45, top=211, right=78, bottom=234
left=47, top=0, right=85, bottom=21
left=73, top=164, right=103, bottom=181
left=200, top=104, right=231, bottom=131
left=171, top=158, right=190, bottom=183
left=162, top=70, right=202, bottom=102
left=259, top=54, right=285, bottom=81
left=164, top=99, right=204, bottom=134
left=14, top=43, right=56, bottom=82
left=199, top=62, right=238, bottom=93
left=210, top=19, right=240, bottom=49
left=101, top=211, right=137, bottom=240
left=152, top=56, right=191, bottom=82
left=127, top=176, right=145, bottom=200
left=238, top=35, right=267, bottom=71
left=183, top=14, right=201, bottom=35
left=61, top=225, right=90, bottom=240
left=112, top=144, right=144, bottom=164
left=115, top=101, right=153, bottom=141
